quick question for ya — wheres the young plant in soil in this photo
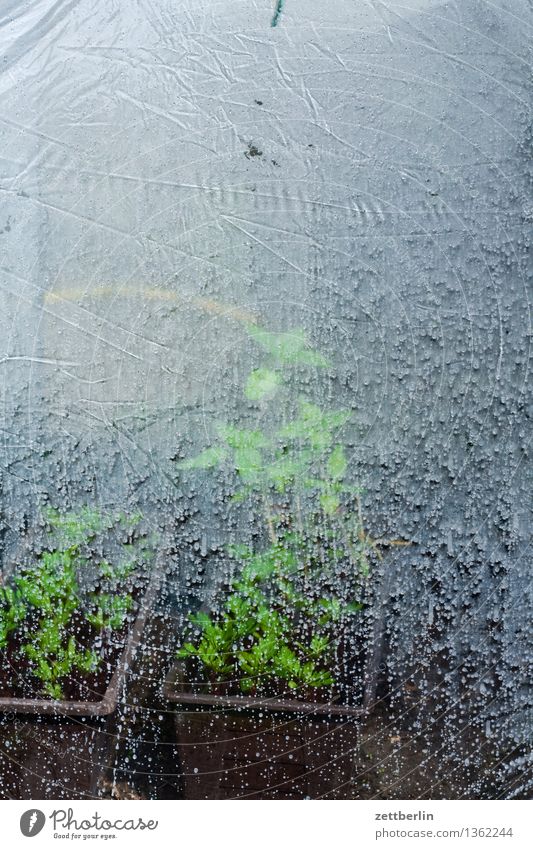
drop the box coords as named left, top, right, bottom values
left=176, top=324, right=399, bottom=700
left=0, top=508, right=152, bottom=700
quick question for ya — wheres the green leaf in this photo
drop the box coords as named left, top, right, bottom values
left=98, top=560, right=114, bottom=579
left=44, top=682, right=63, bottom=700
left=242, top=552, right=277, bottom=579
left=247, top=325, right=305, bottom=360
left=328, top=445, right=347, bottom=480
left=320, top=493, right=340, bottom=515
left=342, top=484, right=364, bottom=494
left=309, top=634, right=330, bottom=656
left=176, top=445, right=227, bottom=470
left=359, top=554, right=370, bottom=577
left=234, top=447, right=263, bottom=479
left=177, top=643, right=198, bottom=658
left=325, top=409, right=351, bottom=430
left=279, top=401, right=349, bottom=452
left=189, top=611, right=212, bottom=630
left=317, top=597, right=342, bottom=620
left=245, top=368, right=281, bottom=401
left=291, top=349, right=330, bottom=367
left=229, top=487, right=252, bottom=504
left=264, top=456, right=306, bottom=491
left=226, top=543, right=253, bottom=560
left=246, top=324, right=330, bottom=367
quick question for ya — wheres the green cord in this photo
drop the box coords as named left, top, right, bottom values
left=271, top=0, right=284, bottom=27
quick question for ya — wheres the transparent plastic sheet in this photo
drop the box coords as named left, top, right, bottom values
left=0, top=0, right=531, bottom=798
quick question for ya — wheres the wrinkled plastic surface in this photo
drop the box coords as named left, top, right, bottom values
left=0, top=0, right=531, bottom=794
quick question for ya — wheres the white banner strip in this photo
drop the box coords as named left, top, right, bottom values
left=2, top=800, right=531, bottom=848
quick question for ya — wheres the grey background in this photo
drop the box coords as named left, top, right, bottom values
left=0, top=0, right=531, bottom=758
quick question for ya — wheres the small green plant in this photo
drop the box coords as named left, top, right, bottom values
left=0, top=509, right=151, bottom=699
left=175, top=323, right=396, bottom=697
left=0, top=586, right=26, bottom=650
left=177, top=537, right=364, bottom=694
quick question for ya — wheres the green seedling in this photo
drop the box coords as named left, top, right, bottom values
left=175, top=323, right=393, bottom=696
left=0, top=508, right=151, bottom=699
